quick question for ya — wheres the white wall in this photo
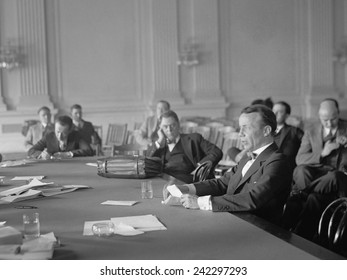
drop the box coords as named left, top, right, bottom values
left=0, top=0, right=345, bottom=153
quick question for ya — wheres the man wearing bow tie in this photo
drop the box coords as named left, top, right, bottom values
left=146, top=110, right=223, bottom=184
left=28, top=115, right=94, bottom=159
left=163, top=104, right=292, bottom=224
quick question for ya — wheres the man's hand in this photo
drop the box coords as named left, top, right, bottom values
left=321, top=140, right=339, bottom=158
left=156, top=128, right=166, bottom=148
left=180, top=194, right=199, bottom=209
left=38, top=150, right=51, bottom=160
left=336, top=135, right=347, bottom=147
left=52, top=152, right=73, bottom=159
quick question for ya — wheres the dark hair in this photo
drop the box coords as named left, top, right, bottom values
left=56, top=115, right=73, bottom=129
left=321, top=98, right=339, bottom=113
left=160, top=110, right=179, bottom=124
left=251, top=97, right=273, bottom=109
left=275, top=101, right=291, bottom=115
left=241, top=104, right=277, bottom=135
left=158, top=100, right=170, bottom=110
left=37, top=106, right=51, bottom=114
left=71, top=104, right=82, bottom=111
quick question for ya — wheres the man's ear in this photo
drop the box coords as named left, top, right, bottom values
left=263, top=125, right=272, bottom=137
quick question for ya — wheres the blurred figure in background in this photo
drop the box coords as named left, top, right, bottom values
left=28, top=115, right=93, bottom=159
left=135, top=100, right=170, bottom=148
left=70, top=104, right=102, bottom=155
left=24, top=106, right=54, bottom=151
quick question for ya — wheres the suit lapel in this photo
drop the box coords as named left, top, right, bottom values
left=278, top=124, right=290, bottom=147
left=180, top=135, right=196, bottom=166
left=236, top=143, right=277, bottom=188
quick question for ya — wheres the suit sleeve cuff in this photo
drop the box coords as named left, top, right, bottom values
left=197, top=195, right=212, bottom=211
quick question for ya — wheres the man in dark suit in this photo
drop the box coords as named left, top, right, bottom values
left=282, top=98, right=347, bottom=239
left=146, top=110, right=223, bottom=183
left=70, top=104, right=101, bottom=154
left=28, top=115, right=94, bottom=159
left=164, top=105, right=292, bottom=224
left=272, top=101, right=304, bottom=170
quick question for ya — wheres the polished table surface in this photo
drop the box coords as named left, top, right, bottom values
left=0, top=157, right=344, bottom=260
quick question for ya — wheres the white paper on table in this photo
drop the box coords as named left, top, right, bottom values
left=0, top=232, right=56, bottom=260
left=0, top=221, right=6, bottom=227
left=86, top=163, right=97, bottom=167
left=83, top=220, right=112, bottom=236
left=11, top=176, right=45, bottom=181
left=111, top=214, right=167, bottom=232
left=161, top=195, right=181, bottom=206
left=114, top=223, right=144, bottom=236
left=167, top=184, right=183, bottom=197
left=0, top=189, right=42, bottom=203
left=101, top=200, right=138, bottom=206
left=0, top=178, right=54, bottom=197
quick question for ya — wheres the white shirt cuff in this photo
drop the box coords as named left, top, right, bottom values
left=197, top=195, right=212, bottom=211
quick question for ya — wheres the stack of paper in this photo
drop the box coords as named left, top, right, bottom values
left=83, top=214, right=167, bottom=236
left=0, top=178, right=91, bottom=203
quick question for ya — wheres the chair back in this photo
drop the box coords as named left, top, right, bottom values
left=195, top=126, right=211, bottom=140
left=180, top=121, right=198, bottom=134
left=112, top=143, right=146, bottom=156
left=318, top=197, right=347, bottom=256
left=105, top=123, right=128, bottom=146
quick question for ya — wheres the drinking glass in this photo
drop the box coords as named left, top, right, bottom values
left=23, top=212, right=40, bottom=239
left=141, top=181, right=153, bottom=199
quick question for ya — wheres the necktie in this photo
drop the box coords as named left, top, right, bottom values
left=324, top=129, right=334, bottom=143
left=59, top=141, right=66, bottom=151
left=242, top=152, right=257, bottom=176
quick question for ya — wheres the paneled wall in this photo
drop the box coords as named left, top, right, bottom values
left=0, top=0, right=345, bottom=153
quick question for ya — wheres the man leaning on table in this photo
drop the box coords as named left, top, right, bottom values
left=27, top=115, right=94, bottom=159
left=164, top=104, right=293, bottom=224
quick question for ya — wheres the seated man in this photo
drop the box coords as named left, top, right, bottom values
left=272, top=101, right=304, bottom=170
left=24, top=106, right=54, bottom=151
left=135, top=100, right=170, bottom=148
left=228, top=100, right=303, bottom=170
left=70, top=104, right=102, bottom=154
left=146, top=110, right=223, bottom=183
left=28, top=115, right=94, bottom=159
left=164, top=105, right=292, bottom=225
left=282, top=98, right=347, bottom=239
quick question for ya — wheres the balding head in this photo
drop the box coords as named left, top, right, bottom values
left=318, top=99, right=339, bottom=129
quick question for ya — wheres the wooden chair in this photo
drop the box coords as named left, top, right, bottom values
left=92, top=125, right=103, bottom=156
left=103, top=123, right=128, bottom=156
left=205, top=122, right=224, bottom=145
left=180, top=121, right=198, bottom=134
left=318, top=197, right=347, bottom=256
left=195, top=126, right=211, bottom=140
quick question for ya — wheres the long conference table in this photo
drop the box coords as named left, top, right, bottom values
left=0, top=156, right=344, bottom=260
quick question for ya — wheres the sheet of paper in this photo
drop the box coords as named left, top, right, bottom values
left=0, top=221, right=6, bottom=227
left=0, top=160, right=27, bottom=168
left=0, top=178, right=54, bottom=197
left=161, top=195, right=181, bottom=206
left=167, top=184, right=183, bottom=197
left=114, top=223, right=144, bottom=236
left=11, top=176, right=45, bottom=181
left=86, top=163, right=97, bottom=167
left=83, top=220, right=112, bottom=236
left=83, top=220, right=144, bottom=236
left=0, top=232, right=56, bottom=260
left=111, top=214, right=167, bottom=232
left=101, top=200, right=138, bottom=206
left=0, top=189, right=41, bottom=203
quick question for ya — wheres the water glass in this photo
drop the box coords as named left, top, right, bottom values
left=23, top=212, right=40, bottom=239
left=141, top=181, right=153, bottom=199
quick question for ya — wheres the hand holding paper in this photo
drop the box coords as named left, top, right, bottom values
left=162, top=184, right=183, bottom=206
